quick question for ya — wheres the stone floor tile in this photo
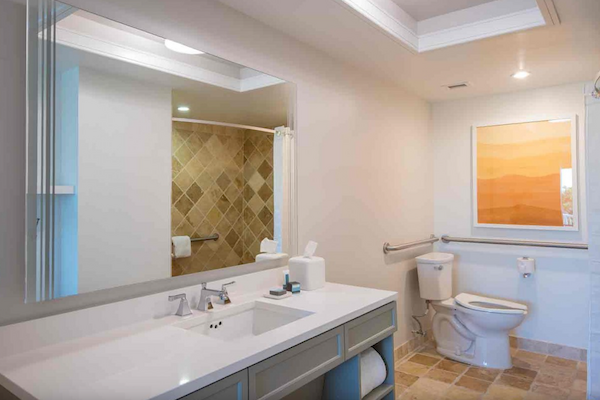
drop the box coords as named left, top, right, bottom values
left=464, top=367, right=501, bottom=382
left=409, top=354, right=442, bottom=367
left=572, top=379, right=586, bottom=392
left=396, top=361, right=431, bottom=377
left=455, top=376, right=492, bottom=393
left=577, top=362, right=587, bottom=372
left=530, top=383, right=570, bottom=400
left=482, top=384, right=528, bottom=400
left=441, top=386, right=482, bottom=400
left=504, top=366, right=538, bottom=380
left=497, top=374, right=534, bottom=391
left=436, top=359, right=469, bottom=374
left=567, top=390, right=587, bottom=400
left=395, top=371, right=420, bottom=387
left=418, top=347, right=444, bottom=359
left=424, top=369, right=458, bottom=384
left=535, top=372, right=575, bottom=389
left=545, top=356, right=578, bottom=369
left=395, top=384, right=408, bottom=399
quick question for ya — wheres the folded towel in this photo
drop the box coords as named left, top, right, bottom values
left=360, top=347, right=387, bottom=398
left=172, top=236, right=191, bottom=259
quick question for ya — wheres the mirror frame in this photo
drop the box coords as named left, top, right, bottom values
left=24, top=0, right=298, bottom=309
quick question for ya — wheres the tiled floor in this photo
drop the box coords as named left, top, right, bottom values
left=395, top=344, right=587, bottom=400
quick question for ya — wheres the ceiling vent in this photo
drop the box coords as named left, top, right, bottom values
left=443, top=82, right=471, bottom=90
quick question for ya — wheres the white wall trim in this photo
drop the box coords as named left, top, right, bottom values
left=334, top=0, right=419, bottom=53
left=55, top=16, right=281, bottom=92
left=239, top=73, right=285, bottom=92
left=418, top=7, right=545, bottom=52
left=334, top=0, right=556, bottom=53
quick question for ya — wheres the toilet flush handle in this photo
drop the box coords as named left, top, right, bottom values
left=434, top=265, right=444, bottom=271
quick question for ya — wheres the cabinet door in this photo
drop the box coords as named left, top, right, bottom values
left=249, top=327, right=344, bottom=400
left=344, top=302, right=397, bottom=358
left=180, top=370, right=248, bottom=400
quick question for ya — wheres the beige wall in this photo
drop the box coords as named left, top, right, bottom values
left=78, top=68, right=172, bottom=294
left=0, top=0, right=433, bottom=349
left=432, top=83, right=590, bottom=349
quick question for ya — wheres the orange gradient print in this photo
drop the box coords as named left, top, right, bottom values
left=476, top=120, right=573, bottom=227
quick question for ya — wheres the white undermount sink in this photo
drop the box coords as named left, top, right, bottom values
left=175, top=301, right=314, bottom=342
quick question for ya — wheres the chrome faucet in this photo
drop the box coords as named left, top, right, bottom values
left=168, top=293, right=192, bottom=316
left=198, top=281, right=235, bottom=311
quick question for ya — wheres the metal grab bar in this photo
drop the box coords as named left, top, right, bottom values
left=383, top=235, right=439, bottom=254
left=440, top=235, right=588, bottom=250
left=171, top=234, right=219, bottom=259
left=191, top=234, right=219, bottom=243
left=382, top=234, right=589, bottom=253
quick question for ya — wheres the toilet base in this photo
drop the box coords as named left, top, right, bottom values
left=435, top=334, right=513, bottom=369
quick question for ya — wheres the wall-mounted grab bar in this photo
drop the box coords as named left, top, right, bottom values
left=171, top=234, right=220, bottom=259
left=191, top=234, right=219, bottom=243
left=440, top=235, right=588, bottom=250
left=383, top=235, right=439, bottom=254
left=383, top=234, right=589, bottom=253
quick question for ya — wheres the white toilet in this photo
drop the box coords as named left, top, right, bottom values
left=416, top=252, right=527, bottom=369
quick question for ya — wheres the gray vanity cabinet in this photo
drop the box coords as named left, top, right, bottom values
left=248, top=326, right=344, bottom=400
left=178, top=302, right=397, bottom=400
left=180, top=370, right=248, bottom=400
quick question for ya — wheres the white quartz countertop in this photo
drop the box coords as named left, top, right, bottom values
left=0, top=283, right=397, bottom=400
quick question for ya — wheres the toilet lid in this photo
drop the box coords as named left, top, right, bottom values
left=455, top=293, right=527, bottom=315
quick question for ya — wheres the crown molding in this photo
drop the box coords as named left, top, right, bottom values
left=335, top=0, right=558, bottom=53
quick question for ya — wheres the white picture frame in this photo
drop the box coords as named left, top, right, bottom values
left=472, top=114, right=579, bottom=231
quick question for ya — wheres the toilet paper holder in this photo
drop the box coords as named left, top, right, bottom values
left=517, top=257, right=535, bottom=278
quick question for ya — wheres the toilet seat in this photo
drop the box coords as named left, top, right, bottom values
left=455, top=293, right=527, bottom=315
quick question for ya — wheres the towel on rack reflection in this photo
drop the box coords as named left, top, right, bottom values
left=172, top=236, right=191, bottom=259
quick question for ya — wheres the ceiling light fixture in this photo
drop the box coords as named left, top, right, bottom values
left=177, top=106, right=190, bottom=112
left=164, top=39, right=204, bottom=55
left=511, top=70, right=531, bottom=79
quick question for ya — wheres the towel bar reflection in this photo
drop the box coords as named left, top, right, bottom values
left=191, top=234, right=219, bottom=243
left=172, top=234, right=220, bottom=259
left=383, top=235, right=439, bottom=254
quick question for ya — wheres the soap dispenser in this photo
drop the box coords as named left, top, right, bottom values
left=289, top=241, right=326, bottom=290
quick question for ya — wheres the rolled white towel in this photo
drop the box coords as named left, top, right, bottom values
left=172, top=236, right=191, bottom=258
left=360, top=347, right=387, bottom=398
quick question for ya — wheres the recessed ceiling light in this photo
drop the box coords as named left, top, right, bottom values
left=177, top=106, right=190, bottom=112
left=511, top=70, right=531, bottom=79
left=164, top=39, right=204, bottom=55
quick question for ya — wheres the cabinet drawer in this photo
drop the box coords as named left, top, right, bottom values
left=344, top=302, right=397, bottom=358
left=249, top=326, right=344, bottom=400
left=180, top=370, right=248, bottom=400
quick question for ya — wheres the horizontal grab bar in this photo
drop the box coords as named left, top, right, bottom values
left=440, top=235, right=588, bottom=250
left=383, top=235, right=438, bottom=254
left=191, top=234, right=219, bottom=243
left=383, top=234, right=589, bottom=253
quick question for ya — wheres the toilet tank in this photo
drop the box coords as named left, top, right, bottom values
left=415, top=252, right=454, bottom=300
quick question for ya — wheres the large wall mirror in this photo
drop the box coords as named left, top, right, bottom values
left=26, top=0, right=296, bottom=302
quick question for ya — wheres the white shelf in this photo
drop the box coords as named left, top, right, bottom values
left=35, top=185, right=75, bottom=195
left=363, top=384, right=394, bottom=400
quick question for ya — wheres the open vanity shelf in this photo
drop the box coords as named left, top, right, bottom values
left=180, top=301, right=397, bottom=400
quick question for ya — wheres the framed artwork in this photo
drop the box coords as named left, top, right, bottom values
left=472, top=116, right=578, bottom=231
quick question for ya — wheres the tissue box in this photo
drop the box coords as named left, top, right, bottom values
left=289, top=256, right=325, bottom=291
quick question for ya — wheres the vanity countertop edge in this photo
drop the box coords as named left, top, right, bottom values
left=0, top=282, right=398, bottom=400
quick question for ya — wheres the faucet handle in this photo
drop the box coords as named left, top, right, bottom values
left=168, top=293, right=192, bottom=317
left=221, top=281, right=236, bottom=293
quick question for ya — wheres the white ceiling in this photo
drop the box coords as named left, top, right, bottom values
left=390, top=0, right=496, bottom=21
left=218, top=0, right=600, bottom=102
